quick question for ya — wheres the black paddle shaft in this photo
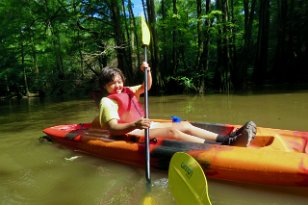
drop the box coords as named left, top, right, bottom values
left=144, top=47, right=151, bottom=184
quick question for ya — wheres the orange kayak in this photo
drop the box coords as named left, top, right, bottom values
left=42, top=120, right=308, bottom=186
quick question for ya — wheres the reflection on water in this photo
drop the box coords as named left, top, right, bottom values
left=1, top=92, right=308, bottom=205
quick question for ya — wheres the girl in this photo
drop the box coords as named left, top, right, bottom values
left=93, top=62, right=256, bottom=147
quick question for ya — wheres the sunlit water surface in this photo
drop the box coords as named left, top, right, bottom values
left=1, top=92, right=308, bottom=205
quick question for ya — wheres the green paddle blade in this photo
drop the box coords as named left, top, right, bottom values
left=141, top=16, right=151, bottom=46
left=168, top=152, right=212, bottom=205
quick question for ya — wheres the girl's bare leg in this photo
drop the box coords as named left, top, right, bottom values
left=150, top=121, right=218, bottom=140
left=128, top=126, right=205, bottom=143
left=128, top=121, right=256, bottom=146
left=136, top=121, right=219, bottom=143
left=149, top=127, right=205, bottom=143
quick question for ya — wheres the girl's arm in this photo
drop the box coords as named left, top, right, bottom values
left=106, top=118, right=151, bottom=135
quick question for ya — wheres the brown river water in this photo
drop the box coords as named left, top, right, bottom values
left=1, top=92, right=308, bottom=205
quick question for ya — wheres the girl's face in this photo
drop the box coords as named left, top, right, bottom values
left=104, top=74, right=124, bottom=94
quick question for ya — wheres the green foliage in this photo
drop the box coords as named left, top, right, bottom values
left=1, top=0, right=308, bottom=98
left=167, top=76, right=197, bottom=93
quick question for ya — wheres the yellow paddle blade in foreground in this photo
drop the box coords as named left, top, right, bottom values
left=143, top=195, right=157, bottom=205
left=141, top=16, right=151, bottom=46
left=168, top=152, right=212, bottom=205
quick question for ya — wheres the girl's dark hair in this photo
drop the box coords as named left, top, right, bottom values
left=99, top=67, right=126, bottom=86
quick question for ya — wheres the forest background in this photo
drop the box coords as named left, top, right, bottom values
left=0, top=0, right=307, bottom=99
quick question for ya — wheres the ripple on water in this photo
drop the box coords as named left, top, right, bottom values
left=0, top=167, right=55, bottom=205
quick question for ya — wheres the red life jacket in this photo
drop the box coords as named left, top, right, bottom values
left=107, top=87, right=144, bottom=123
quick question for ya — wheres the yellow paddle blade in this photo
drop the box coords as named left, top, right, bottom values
left=168, top=152, right=212, bottom=205
left=141, top=16, right=151, bottom=46
left=142, top=195, right=157, bottom=205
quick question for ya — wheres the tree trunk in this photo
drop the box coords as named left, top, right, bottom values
left=21, top=34, right=30, bottom=96
left=159, top=0, right=168, bottom=81
left=127, top=0, right=141, bottom=71
left=108, top=0, right=133, bottom=82
left=254, top=0, right=269, bottom=86
left=215, top=0, right=232, bottom=92
left=146, top=0, right=161, bottom=91
left=196, top=0, right=211, bottom=94
left=172, top=0, right=178, bottom=75
left=121, top=0, right=133, bottom=75
left=73, top=0, right=84, bottom=76
left=233, top=0, right=256, bottom=90
left=196, top=0, right=202, bottom=52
